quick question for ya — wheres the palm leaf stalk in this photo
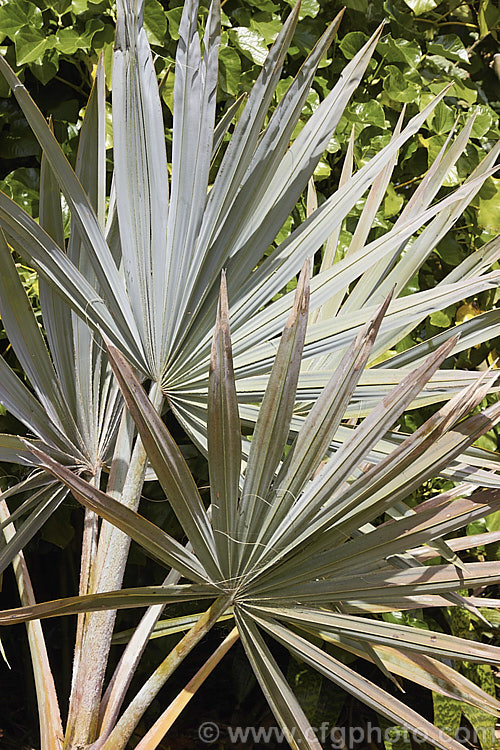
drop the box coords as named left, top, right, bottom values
left=0, top=0, right=498, bottom=746
left=132, top=626, right=240, bottom=750
left=0, top=497, right=63, bottom=750
left=0, top=274, right=499, bottom=749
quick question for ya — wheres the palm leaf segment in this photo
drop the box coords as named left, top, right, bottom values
left=9, top=272, right=500, bottom=750
left=0, top=0, right=498, bottom=483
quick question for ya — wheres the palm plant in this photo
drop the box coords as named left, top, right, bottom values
left=2, top=270, right=500, bottom=750
left=0, top=0, right=499, bottom=746
left=0, top=0, right=499, bottom=448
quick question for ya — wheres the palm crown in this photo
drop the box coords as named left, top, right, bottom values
left=2, top=269, right=499, bottom=750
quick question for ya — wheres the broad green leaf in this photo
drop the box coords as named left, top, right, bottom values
left=433, top=692, right=463, bottom=745
left=384, top=184, right=404, bottom=217
left=143, top=0, right=168, bottom=46
left=165, top=6, right=182, bottom=40
left=402, top=0, right=437, bottom=14
left=430, top=309, right=453, bottom=327
left=339, top=31, right=368, bottom=60
left=383, top=65, right=420, bottom=103
left=218, top=46, right=241, bottom=96
left=348, top=100, right=386, bottom=132
left=430, top=101, right=456, bottom=135
left=478, top=0, right=500, bottom=36
left=428, top=35, right=469, bottom=64
left=56, top=28, right=94, bottom=55
left=0, top=168, right=39, bottom=215
left=229, top=27, right=268, bottom=65
left=376, top=36, right=421, bottom=68
left=477, top=178, right=500, bottom=232
left=462, top=664, right=497, bottom=750
left=0, top=1, right=43, bottom=38
left=45, top=0, right=72, bottom=14
left=14, top=28, right=56, bottom=66
left=284, top=0, right=320, bottom=18
left=251, top=17, right=284, bottom=44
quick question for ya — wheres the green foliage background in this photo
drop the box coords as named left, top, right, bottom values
left=0, top=0, right=500, bottom=747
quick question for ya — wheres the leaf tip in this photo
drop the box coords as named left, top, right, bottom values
left=217, top=269, right=230, bottom=324
left=295, top=258, right=311, bottom=317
